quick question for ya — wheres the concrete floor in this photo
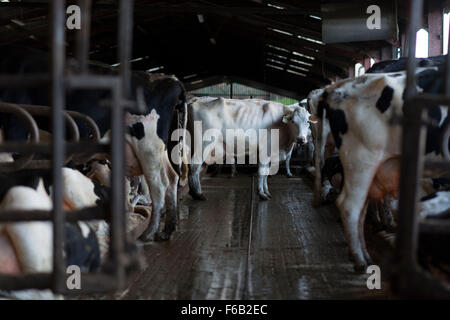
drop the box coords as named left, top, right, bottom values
left=116, top=174, right=390, bottom=300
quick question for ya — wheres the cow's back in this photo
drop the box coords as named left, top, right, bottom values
left=189, top=97, right=286, bottom=131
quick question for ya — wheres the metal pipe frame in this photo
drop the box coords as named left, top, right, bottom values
left=18, top=104, right=80, bottom=142
left=0, top=102, right=40, bottom=171
left=391, top=0, right=450, bottom=298
left=0, top=0, right=135, bottom=295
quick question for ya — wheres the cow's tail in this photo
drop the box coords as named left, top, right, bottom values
left=313, top=108, right=325, bottom=207
left=176, top=83, right=189, bottom=186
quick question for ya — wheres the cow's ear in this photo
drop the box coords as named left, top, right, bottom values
left=308, top=115, right=319, bottom=124
left=282, top=112, right=293, bottom=124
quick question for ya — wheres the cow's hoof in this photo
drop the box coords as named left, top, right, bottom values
left=189, top=191, right=207, bottom=201
left=265, top=192, right=272, bottom=198
left=154, top=231, right=171, bottom=242
left=259, top=193, right=270, bottom=201
left=286, top=174, right=294, bottom=178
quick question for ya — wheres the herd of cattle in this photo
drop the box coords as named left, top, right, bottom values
left=0, top=46, right=449, bottom=298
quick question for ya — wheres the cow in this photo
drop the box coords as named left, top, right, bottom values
left=186, top=97, right=318, bottom=200
left=310, top=56, right=449, bottom=206
left=0, top=46, right=186, bottom=242
left=308, top=64, right=450, bottom=272
left=287, top=101, right=315, bottom=177
left=0, top=171, right=105, bottom=299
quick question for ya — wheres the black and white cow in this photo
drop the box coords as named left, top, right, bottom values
left=308, top=62, right=450, bottom=272
left=0, top=46, right=186, bottom=242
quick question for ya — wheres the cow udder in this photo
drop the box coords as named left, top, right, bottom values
left=368, top=158, right=401, bottom=202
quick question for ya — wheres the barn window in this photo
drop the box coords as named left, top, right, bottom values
left=415, top=28, right=429, bottom=58
left=355, top=62, right=365, bottom=77
left=444, top=12, right=449, bottom=54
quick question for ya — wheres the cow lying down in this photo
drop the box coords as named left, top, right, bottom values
left=187, top=97, right=318, bottom=201
left=0, top=47, right=185, bottom=244
left=0, top=168, right=116, bottom=299
left=308, top=65, right=450, bottom=272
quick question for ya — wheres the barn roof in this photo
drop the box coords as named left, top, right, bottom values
left=0, top=0, right=429, bottom=99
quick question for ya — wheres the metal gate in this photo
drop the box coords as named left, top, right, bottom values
left=0, top=0, right=139, bottom=295
left=390, top=0, right=450, bottom=298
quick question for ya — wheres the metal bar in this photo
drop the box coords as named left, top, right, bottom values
left=0, top=206, right=108, bottom=222
left=420, top=219, right=450, bottom=234
left=0, top=103, right=40, bottom=142
left=395, top=99, right=426, bottom=271
left=109, top=80, right=126, bottom=290
left=424, top=160, right=450, bottom=171
left=405, top=0, right=423, bottom=99
left=51, top=0, right=67, bottom=294
left=0, top=142, right=109, bottom=155
left=392, top=0, right=425, bottom=292
left=18, top=104, right=80, bottom=142
left=0, top=75, right=50, bottom=87
left=0, top=102, right=40, bottom=171
left=76, top=0, right=92, bottom=74
left=66, top=111, right=101, bottom=141
left=106, top=0, right=134, bottom=290
left=0, top=2, right=319, bottom=15
left=0, top=274, right=51, bottom=291
left=413, top=94, right=450, bottom=106
left=65, top=75, right=120, bottom=89
left=119, top=0, right=134, bottom=100
left=446, top=8, right=450, bottom=96
left=0, top=273, right=118, bottom=293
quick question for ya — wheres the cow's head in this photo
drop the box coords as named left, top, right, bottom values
left=282, top=106, right=319, bottom=145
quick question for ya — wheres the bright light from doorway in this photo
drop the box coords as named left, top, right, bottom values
left=444, top=12, right=449, bottom=54
left=415, top=28, right=429, bottom=58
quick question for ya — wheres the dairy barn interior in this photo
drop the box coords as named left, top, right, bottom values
left=0, top=0, right=449, bottom=303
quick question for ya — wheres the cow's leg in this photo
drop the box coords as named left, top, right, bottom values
left=379, top=198, right=397, bottom=232
left=139, top=168, right=167, bottom=242
left=156, top=151, right=179, bottom=241
left=230, top=162, right=237, bottom=178
left=130, top=176, right=152, bottom=207
left=189, top=139, right=218, bottom=200
left=312, top=119, right=324, bottom=207
left=336, top=149, right=380, bottom=273
left=258, top=163, right=270, bottom=200
left=285, top=150, right=294, bottom=178
left=188, top=163, right=207, bottom=200
left=359, top=202, right=374, bottom=266
left=263, top=175, right=271, bottom=198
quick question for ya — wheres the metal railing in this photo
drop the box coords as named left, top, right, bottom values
left=0, top=0, right=138, bottom=294
left=390, top=0, right=450, bottom=298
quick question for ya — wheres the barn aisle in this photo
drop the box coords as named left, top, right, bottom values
left=120, top=175, right=389, bottom=300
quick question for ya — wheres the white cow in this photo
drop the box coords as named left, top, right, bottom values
left=0, top=181, right=62, bottom=300
left=123, top=110, right=179, bottom=241
left=187, top=97, right=318, bottom=200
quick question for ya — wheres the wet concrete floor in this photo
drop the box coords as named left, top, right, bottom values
left=119, top=174, right=390, bottom=300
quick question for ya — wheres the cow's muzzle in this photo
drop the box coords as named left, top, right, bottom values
left=297, top=137, right=307, bottom=145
